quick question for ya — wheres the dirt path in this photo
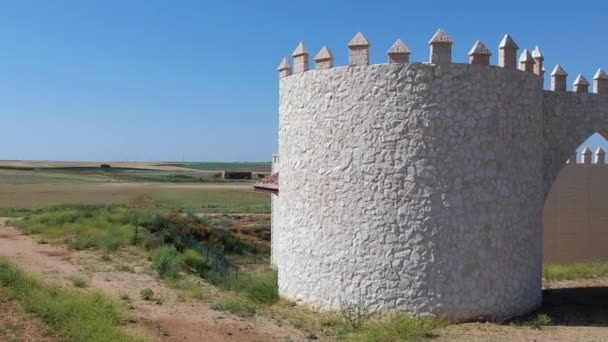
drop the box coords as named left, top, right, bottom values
left=0, top=219, right=305, bottom=342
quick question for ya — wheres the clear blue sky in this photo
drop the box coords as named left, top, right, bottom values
left=0, top=0, right=606, bottom=162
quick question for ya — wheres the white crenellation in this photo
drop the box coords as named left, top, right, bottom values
left=532, top=46, right=544, bottom=77
left=277, top=57, right=292, bottom=78
left=292, top=42, right=309, bottom=73
left=429, top=29, right=453, bottom=65
left=573, top=74, right=590, bottom=93
left=519, top=49, right=535, bottom=73
left=348, top=32, right=370, bottom=66
left=595, top=147, right=605, bottom=164
left=387, top=39, right=411, bottom=64
left=594, top=68, right=608, bottom=94
left=499, top=34, right=518, bottom=69
left=468, top=40, right=491, bottom=66
left=314, top=46, right=334, bottom=70
left=582, top=147, right=593, bottom=164
left=551, top=65, right=568, bottom=91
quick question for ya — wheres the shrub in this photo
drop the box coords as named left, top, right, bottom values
left=68, top=275, right=88, bottom=288
left=211, top=294, right=257, bottom=317
left=220, top=268, right=278, bottom=304
left=182, top=249, right=212, bottom=274
left=140, top=288, right=154, bottom=301
left=152, top=245, right=182, bottom=279
left=526, top=313, right=552, bottom=330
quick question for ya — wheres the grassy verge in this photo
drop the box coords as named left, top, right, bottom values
left=13, top=205, right=153, bottom=251
left=0, top=258, right=141, bottom=341
left=544, top=262, right=608, bottom=281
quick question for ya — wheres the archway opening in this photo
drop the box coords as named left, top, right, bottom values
left=540, top=131, right=608, bottom=327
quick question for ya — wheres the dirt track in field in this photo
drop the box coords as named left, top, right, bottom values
left=0, top=219, right=305, bottom=342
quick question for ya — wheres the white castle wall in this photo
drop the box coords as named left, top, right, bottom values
left=273, top=31, right=608, bottom=320
left=278, top=62, right=543, bottom=320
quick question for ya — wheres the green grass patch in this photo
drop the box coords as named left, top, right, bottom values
left=0, top=258, right=141, bottom=341
left=211, top=293, right=258, bottom=317
left=344, top=313, right=445, bottom=341
left=543, top=262, right=608, bottom=281
left=13, top=205, right=153, bottom=251
left=220, top=268, right=278, bottom=304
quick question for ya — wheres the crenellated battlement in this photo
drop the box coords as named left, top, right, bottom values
left=568, top=147, right=607, bottom=165
left=278, top=30, right=608, bottom=94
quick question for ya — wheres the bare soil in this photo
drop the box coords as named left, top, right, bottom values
left=0, top=218, right=306, bottom=342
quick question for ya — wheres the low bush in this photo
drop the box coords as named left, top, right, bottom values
left=220, top=268, right=278, bottom=304
left=140, top=288, right=154, bottom=301
left=152, top=245, right=182, bottom=279
left=182, top=249, right=212, bottom=274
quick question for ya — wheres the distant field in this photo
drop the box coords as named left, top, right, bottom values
left=0, top=183, right=270, bottom=215
left=0, top=161, right=271, bottom=215
left=183, top=162, right=271, bottom=170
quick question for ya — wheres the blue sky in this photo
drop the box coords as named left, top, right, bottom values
left=0, top=0, right=606, bottom=162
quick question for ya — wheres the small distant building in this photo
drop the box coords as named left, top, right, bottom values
left=221, top=167, right=271, bottom=180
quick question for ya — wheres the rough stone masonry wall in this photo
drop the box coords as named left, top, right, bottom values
left=278, top=63, right=544, bottom=320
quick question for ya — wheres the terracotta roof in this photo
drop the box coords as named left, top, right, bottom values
left=253, top=173, right=279, bottom=193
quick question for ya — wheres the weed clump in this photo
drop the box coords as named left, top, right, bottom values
left=152, top=245, right=182, bottom=279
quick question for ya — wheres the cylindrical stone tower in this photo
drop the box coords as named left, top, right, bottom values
left=274, top=32, right=545, bottom=321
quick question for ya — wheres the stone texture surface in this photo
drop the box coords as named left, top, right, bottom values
left=277, top=63, right=546, bottom=320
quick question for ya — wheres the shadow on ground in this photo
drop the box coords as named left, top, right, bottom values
left=533, top=287, right=608, bottom=326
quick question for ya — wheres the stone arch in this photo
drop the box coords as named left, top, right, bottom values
left=542, top=91, right=608, bottom=197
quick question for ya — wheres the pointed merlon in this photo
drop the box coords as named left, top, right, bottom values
left=596, top=147, right=606, bottom=164
left=314, top=46, right=333, bottom=61
left=574, top=74, right=590, bottom=86
left=594, top=68, right=608, bottom=79
left=551, top=64, right=568, bottom=76
left=499, top=34, right=519, bottom=49
left=594, top=68, right=608, bottom=94
left=468, top=40, right=491, bottom=66
left=428, top=29, right=453, bottom=44
left=582, top=146, right=593, bottom=164
left=388, top=39, right=411, bottom=54
left=551, top=64, right=568, bottom=91
left=519, top=49, right=534, bottom=63
left=348, top=32, right=370, bottom=47
left=532, top=46, right=544, bottom=77
left=429, top=29, right=453, bottom=65
left=387, top=39, right=411, bottom=64
left=594, top=68, right=608, bottom=91
left=519, top=49, right=535, bottom=73
left=498, top=34, right=518, bottom=69
left=277, top=57, right=292, bottom=77
left=348, top=32, right=370, bottom=66
left=292, top=42, right=309, bottom=73
left=469, top=40, right=491, bottom=56
left=314, top=46, right=334, bottom=70
left=532, top=46, right=543, bottom=59
left=573, top=74, right=590, bottom=93
left=292, top=42, right=309, bottom=57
